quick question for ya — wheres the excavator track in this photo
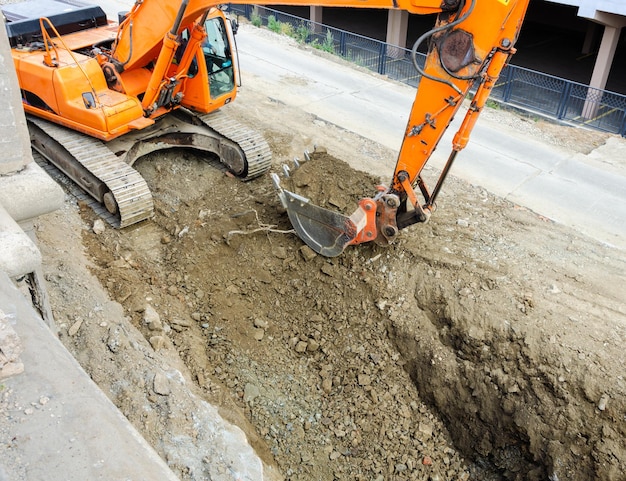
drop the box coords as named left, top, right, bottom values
left=196, top=110, right=272, bottom=180
left=31, top=150, right=119, bottom=225
left=28, top=117, right=154, bottom=228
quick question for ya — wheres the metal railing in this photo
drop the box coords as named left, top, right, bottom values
left=230, top=5, right=626, bottom=137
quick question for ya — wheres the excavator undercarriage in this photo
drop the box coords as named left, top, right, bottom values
left=28, top=110, right=271, bottom=227
left=3, top=0, right=271, bottom=228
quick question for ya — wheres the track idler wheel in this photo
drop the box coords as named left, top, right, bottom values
left=103, top=192, right=118, bottom=215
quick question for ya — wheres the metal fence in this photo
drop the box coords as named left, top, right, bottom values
left=230, top=5, right=626, bottom=137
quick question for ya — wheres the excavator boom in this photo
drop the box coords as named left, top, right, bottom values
left=112, top=0, right=448, bottom=72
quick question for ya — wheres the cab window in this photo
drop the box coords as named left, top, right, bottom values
left=203, top=17, right=234, bottom=98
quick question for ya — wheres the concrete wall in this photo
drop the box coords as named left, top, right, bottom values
left=0, top=16, right=64, bottom=279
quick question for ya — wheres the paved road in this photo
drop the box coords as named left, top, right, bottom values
left=234, top=25, right=626, bottom=251
left=92, top=0, right=626, bottom=251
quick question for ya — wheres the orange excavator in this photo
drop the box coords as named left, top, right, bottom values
left=2, top=0, right=529, bottom=254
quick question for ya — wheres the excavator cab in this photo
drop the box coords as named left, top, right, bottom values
left=202, top=16, right=235, bottom=98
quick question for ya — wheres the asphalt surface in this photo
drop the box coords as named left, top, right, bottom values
left=232, top=25, right=626, bottom=252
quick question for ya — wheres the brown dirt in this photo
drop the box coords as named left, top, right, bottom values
left=34, top=50, right=625, bottom=481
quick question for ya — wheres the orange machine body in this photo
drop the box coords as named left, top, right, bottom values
left=10, top=6, right=238, bottom=141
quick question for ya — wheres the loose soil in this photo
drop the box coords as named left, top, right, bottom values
left=33, top=36, right=625, bottom=481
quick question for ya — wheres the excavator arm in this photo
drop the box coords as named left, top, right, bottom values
left=268, top=0, right=531, bottom=255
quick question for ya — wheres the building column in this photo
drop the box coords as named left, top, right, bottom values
left=386, top=10, right=409, bottom=58
left=310, top=7, right=323, bottom=33
left=583, top=24, right=621, bottom=118
left=581, top=22, right=599, bottom=55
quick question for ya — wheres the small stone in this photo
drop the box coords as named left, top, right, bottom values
left=321, top=378, right=332, bottom=394
left=39, top=396, right=50, bottom=405
left=328, top=197, right=345, bottom=210
left=191, top=312, right=202, bottom=321
left=422, top=455, right=433, bottom=466
left=307, top=339, right=320, bottom=352
left=243, top=383, right=260, bottom=404
left=167, top=286, right=179, bottom=296
left=299, top=245, right=317, bottom=261
left=68, top=319, right=83, bottom=337
left=456, top=219, right=469, bottom=227
left=149, top=336, right=165, bottom=350
left=0, top=315, right=23, bottom=363
left=106, top=326, right=127, bottom=353
left=92, top=219, right=105, bottom=234
left=295, top=341, right=308, bottom=353
left=369, top=388, right=378, bottom=403
left=161, top=234, right=172, bottom=244
left=170, top=318, right=192, bottom=332
left=418, top=422, right=433, bottom=437
left=254, top=318, right=269, bottom=329
left=253, top=328, right=265, bottom=341
left=357, top=374, right=371, bottom=386
left=144, top=304, right=163, bottom=331
left=329, top=451, right=341, bottom=460
left=598, top=394, right=609, bottom=411
left=395, top=463, right=407, bottom=473
left=272, top=246, right=288, bottom=259
left=153, top=372, right=170, bottom=396
left=321, top=263, right=335, bottom=276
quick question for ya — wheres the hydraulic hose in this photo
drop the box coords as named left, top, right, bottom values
left=410, top=0, right=476, bottom=94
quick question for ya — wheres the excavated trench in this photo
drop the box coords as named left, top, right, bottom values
left=57, top=148, right=624, bottom=481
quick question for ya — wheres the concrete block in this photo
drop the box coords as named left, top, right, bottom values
left=0, top=205, right=41, bottom=279
left=0, top=161, right=64, bottom=223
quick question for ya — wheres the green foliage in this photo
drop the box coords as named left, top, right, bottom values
left=250, top=8, right=262, bottom=28
left=267, top=15, right=281, bottom=33
left=294, top=23, right=310, bottom=44
left=312, top=30, right=335, bottom=53
left=280, top=22, right=294, bottom=37
left=486, top=99, right=501, bottom=110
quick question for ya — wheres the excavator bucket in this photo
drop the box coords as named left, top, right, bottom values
left=271, top=173, right=366, bottom=257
